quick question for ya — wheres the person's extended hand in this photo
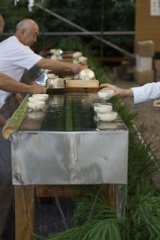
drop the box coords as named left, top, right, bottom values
left=31, top=82, right=47, bottom=94
left=71, top=63, right=83, bottom=74
left=100, top=83, right=133, bottom=98
left=153, top=99, right=160, bottom=111
left=15, top=93, right=23, bottom=105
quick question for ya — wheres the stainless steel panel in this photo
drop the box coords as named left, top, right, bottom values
left=11, top=92, right=128, bottom=185
left=11, top=130, right=128, bottom=185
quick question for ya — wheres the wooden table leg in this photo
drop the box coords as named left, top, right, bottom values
left=15, top=186, right=35, bottom=240
left=101, top=184, right=118, bottom=209
left=100, top=184, right=127, bottom=217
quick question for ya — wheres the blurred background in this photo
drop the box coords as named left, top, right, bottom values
left=0, top=0, right=135, bottom=62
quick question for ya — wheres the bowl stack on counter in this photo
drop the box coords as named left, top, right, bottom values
left=48, top=49, right=88, bottom=65
left=28, top=94, right=49, bottom=111
left=93, top=103, right=117, bottom=122
left=93, top=88, right=118, bottom=123
left=72, top=51, right=88, bottom=65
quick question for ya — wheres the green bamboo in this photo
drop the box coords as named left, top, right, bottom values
left=2, top=95, right=29, bottom=139
left=65, top=94, right=73, bottom=131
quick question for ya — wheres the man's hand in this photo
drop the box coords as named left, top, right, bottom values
left=70, top=63, right=83, bottom=74
left=153, top=99, right=160, bottom=111
left=30, top=82, right=47, bottom=94
left=100, top=83, right=133, bottom=98
left=15, top=93, right=23, bottom=105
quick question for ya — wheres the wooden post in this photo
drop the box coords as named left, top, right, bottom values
left=100, top=184, right=119, bottom=209
left=15, top=186, right=35, bottom=240
left=135, top=0, right=160, bottom=52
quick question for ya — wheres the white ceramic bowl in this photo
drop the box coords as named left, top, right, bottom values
left=32, top=94, right=49, bottom=101
left=73, top=51, right=83, bottom=58
left=79, top=69, right=95, bottom=80
left=93, top=103, right=112, bottom=106
left=98, top=89, right=115, bottom=100
left=28, top=110, right=45, bottom=120
left=97, top=111, right=118, bottom=122
left=97, top=122, right=118, bottom=130
left=94, top=104, right=112, bottom=113
left=47, top=73, right=58, bottom=79
left=28, top=101, right=45, bottom=111
left=94, top=115, right=99, bottom=122
left=28, top=97, right=41, bottom=103
left=78, top=56, right=88, bottom=63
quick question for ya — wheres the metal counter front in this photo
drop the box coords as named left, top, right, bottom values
left=11, top=92, right=128, bottom=185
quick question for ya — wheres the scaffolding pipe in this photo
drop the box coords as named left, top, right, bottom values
left=34, top=3, right=134, bottom=59
left=1, top=31, right=135, bottom=36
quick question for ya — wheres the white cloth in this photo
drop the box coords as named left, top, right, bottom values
left=132, top=82, right=160, bottom=105
left=0, top=36, right=42, bottom=108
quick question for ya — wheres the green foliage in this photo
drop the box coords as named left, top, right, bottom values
left=128, top=193, right=160, bottom=239
left=34, top=218, right=128, bottom=240
left=1, top=0, right=135, bottom=55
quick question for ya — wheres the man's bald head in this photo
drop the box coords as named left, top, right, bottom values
left=0, top=15, right=4, bottom=34
left=16, top=19, right=38, bottom=32
left=15, top=18, right=39, bottom=46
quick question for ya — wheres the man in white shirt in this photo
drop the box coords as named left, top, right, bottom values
left=0, top=15, right=47, bottom=127
left=0, top=15, right=47, bottom=97
left=100, top=82, right=160, bottom=110
left=0, top=18, right=82, bottom=110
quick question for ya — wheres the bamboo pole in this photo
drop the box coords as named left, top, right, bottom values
left=2, top=95, right=29, bottom=140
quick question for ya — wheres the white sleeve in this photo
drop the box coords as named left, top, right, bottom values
left=13, top=45, right=42, bottom=70
left=131, top=82, right=160, bottom=105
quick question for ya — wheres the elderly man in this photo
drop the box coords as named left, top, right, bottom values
left=0, top=15, right=48, bottom=127
left=0, top=18, right=82, bottom=109
left=0, top=18, right=82, bottom=80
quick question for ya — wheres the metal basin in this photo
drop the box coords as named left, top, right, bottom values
left=46, top=78, right=65, bottom=89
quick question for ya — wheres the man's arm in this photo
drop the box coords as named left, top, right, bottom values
left=0, top=72, right=46, bottom=94
left=36, top=58, right=83, bottom=75
left=0, top=113, right=6, bottom=128
left=100, top=83, right=133, bottom=98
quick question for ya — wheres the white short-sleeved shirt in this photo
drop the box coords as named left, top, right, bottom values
left=0, top=36, right=42, bottom=108
left=131, top=82, right=160, bottom=105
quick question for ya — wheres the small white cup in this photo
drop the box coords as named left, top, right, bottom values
left=98, top=89, right=115, bottom=100
left=97, top=111, right=118, bottom=122
left=28, top=101, right=45, bottom=111
left=32, top=94, right=49, bottom=101
left=97, top=122, right=118, bottom=130
left=28, top=110, right=45, bottom=120
left=94, top=104, right=112, bottom=113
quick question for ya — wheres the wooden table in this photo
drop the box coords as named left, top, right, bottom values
left=10, top=91, right=128, bottom=240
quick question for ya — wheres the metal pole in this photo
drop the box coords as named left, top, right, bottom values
left=34, top=3, right=134, bottom=59
left=100, top=0, right=105, bottom=58
left=1, top=31, right=135, bottom=36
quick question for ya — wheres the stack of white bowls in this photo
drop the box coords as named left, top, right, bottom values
left=28, top=94, right=49, bottom=111
left=93, top=103, right=117, bottom=122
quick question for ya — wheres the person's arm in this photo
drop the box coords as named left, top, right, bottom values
left=0, top=14, right=4, bottom=34
left=0, top=113, right=6, bottom=128
left=36, top=58, right=83, bottom=75
left=100, top=83, right=133, bottom=98
left=153, top=99, right=160, bottom=111
left=0, top=72, right=47, bottom=94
